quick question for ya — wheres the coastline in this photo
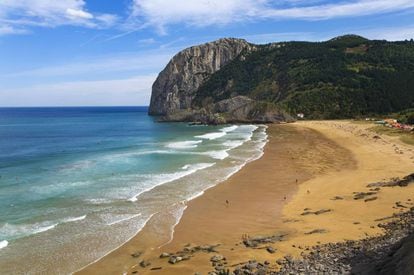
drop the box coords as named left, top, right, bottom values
left=78, top=120, right=414, bottom=274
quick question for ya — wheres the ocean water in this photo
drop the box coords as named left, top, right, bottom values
left=0, top=107, right=268, bottom=274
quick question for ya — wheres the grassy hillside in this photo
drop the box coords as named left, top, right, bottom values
left=194, top=35, right=414, bottom=119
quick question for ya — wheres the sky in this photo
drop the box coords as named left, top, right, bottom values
left=0, top=0, right=414, bottom=107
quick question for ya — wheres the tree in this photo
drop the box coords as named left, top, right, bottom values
left=407, top=113, right=414, bottom=125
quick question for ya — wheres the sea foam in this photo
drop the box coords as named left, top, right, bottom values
left=32, top=224, right=58, bottom=235
left=128, top=163, right=216, bottom=202
left=194, top=125, right=239, bottom=140
left=0, top=240, right=8, bottom=250
left=0, top=222, right=57, bottom=240
left=0, top=215, right=86, bottom=241
left=223, top=140, right=245, bottom=149
left=158, top=201, right=188, bottom=248
left=166, top=140, right=202, bottom=149
left=107, top=213, right=142, bottom=226
left=203, top=150, right=229, bottom=160
left=221, top=125, right=238, bottom=132
left=195, top=132, right=226, bottom=140
left=62, top=215, right=86, bottom=223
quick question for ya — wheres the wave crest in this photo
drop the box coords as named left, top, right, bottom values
left=166, top=140, right=202, bottom=149
left=128, top=163, right=216, bottom=202
left=0, top=240, right=8, bottom=250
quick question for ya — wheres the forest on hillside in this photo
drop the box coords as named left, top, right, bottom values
left=194, top=35, right=414, bottom=119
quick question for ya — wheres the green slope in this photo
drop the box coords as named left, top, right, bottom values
left=193, top=35, right=414, bottom=119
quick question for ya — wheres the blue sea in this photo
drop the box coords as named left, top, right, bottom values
left=0, top=107, right=267, bottom=274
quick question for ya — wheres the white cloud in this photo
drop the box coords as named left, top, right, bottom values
left=66, top=8, right=93, bottom=20
left=261, top=0, right=414, bottom=20
left=131, top=0, right=265, bottom=32
left=0, top=25, right=27, bottom=35
left=0, top=75, right=157, bottom=106
left=95, top=14, right=119, bottom=27
left=130, top=0, right=414, bottom=32
left=0, top=0, right=118, bottom=35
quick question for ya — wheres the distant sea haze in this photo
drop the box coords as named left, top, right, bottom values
left=0, top=106, right=268, bottom=273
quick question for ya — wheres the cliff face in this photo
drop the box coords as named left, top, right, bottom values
left=148, top=38, right=254, bottom=115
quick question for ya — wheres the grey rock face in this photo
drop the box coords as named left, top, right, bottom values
left=149, top=38, right=254, bottom=115
left=158, top=95, right=295, bottom=124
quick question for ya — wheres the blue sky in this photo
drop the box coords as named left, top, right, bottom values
left=1, top=0, right=414, bottom=107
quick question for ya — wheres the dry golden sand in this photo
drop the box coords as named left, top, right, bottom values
left=279, top=121, right=414, bottom=256
left=78, top=121, right=414, bottom=275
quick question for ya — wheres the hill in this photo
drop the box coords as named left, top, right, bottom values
left=149, top=35, right=414, bottom=123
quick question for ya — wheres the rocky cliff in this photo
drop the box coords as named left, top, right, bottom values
left=148, top=38, right=254, bottom=116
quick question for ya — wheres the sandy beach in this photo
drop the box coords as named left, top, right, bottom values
left=78, top=120, right=414, bottom=274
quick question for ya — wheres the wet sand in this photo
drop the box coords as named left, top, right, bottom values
left=78, top=121, right=414, bottom=274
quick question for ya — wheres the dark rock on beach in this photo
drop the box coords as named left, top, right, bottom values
left=367, top=173, right=414, bottom=188
left=159, top=252, right=170, bottom=258
left=301, top=209, right=332, bottom=215
left=275, top=207, right=414, bottom=275
left=168, top=256, right=182, bottom=264
left=305, top=229, right=328, bottom=235
left=266, top=246, right=276, bottom=254
left=139, top=260, right=151, bottom=268
left=353, top=192, right=377, bottom=200
left=213, top=207, right=414, bottom=274
left=131, top=251, right=142, bottom=258
left=242, top=234, right=287, bottom=248
left=364, top=196, right=378, bottom=202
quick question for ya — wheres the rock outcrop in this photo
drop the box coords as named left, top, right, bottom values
left=158, top=96, right=294, bottom=125
left=149, top=38, right=254, bottom=116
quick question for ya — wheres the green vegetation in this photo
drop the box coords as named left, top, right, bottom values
left=370, top=126, right=414, bottom=146
left=194, top=35, right=414, bottom=119
left=394, top=109, right=414, bottom=124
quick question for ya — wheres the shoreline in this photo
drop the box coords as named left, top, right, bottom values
left=78, top=120, right=414, bottom=274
